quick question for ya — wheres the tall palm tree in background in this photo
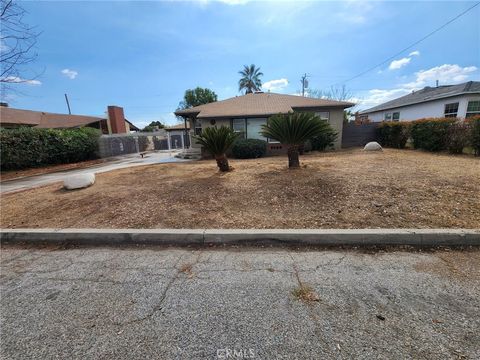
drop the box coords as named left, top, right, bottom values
left=261, top=112, right=334, bottom=168
left=194, top=126, right=238, bottom=172
left=238, top=64, right=263, bottom=94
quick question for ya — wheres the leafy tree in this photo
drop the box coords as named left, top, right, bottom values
left=194, top=126, right=238, bottom=172
left=142, top=120, right=165, bottom=132
left=261, top=112, right=334, bottom=168
left=238, top=64, right=263, bottom=94
left=178, top=87, right=217, bottom=110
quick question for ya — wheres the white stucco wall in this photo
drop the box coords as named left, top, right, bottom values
left=365, top=94, right=480, bottom=122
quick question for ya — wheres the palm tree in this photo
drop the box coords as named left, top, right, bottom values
left=238, top=64, right=263, bottom=94
left=194, top=126, right=238, bottom=172
left=261, top=112, right=333, bottom=168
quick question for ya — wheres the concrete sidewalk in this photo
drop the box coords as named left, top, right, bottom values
left=1, top=246, right=479, bottom=359
left=0, top=151, right=188, bottom=194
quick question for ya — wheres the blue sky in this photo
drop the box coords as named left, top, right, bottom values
left=3, top=0, right=480, bottom=127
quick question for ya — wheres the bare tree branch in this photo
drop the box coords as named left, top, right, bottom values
left=0, top=0, right=41, bottom=99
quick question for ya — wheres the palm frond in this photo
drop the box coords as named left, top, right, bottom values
left=193, top=126, right=239, bottom=156
left=260, top=112, right=333, bottom=145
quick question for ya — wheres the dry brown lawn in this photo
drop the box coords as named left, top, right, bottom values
left=1, top=149, right=479, bottom=229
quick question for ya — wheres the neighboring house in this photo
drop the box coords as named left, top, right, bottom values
left=0, top=105, right=139, bottom=134
left=174, top=92, right=354, bottom=151
left=359, top=81, right=480, bottom=122
left=164, top=123, right=191, bottom=149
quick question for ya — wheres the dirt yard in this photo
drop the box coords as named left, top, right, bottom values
left=1, top=149, right=479, bottom=229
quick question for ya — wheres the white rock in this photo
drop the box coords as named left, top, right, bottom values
left=63, top=173, right=95, bottom=190
left=363, top=142, right=383, bottom=151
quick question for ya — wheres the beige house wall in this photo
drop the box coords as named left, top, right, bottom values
left=189, top=111, right=344, bottom=150
left=327, top=108, right=344, bottom=150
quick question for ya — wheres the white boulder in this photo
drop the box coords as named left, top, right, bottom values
left=363, top=142, right=383, bottom=151
left=63, top=173, right=95, bottom=190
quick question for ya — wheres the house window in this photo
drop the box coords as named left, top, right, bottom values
left=444, top=102, right=459, bottom=118
left=392, top=112, right=400, bottom=121
left=232, top=118, right=246, bottom=138
left=384, top=113, right=392, bottom=121
left=246, top=118, right=267, bottom=140
left=466, top=100, right=480, bottom=118
left=315, top=111, right=330, bottom=121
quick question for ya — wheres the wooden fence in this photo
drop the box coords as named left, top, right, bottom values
left=341, top=123, right=378, bottom=148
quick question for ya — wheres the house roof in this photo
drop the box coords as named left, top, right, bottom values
left=165, top=122, right=191, bottom=131
left=175, top=92, right=354, bottom=119
left=0, top=107, right=104, bottom=128
left=0, top=106, right=140, bottom=131
left=360, top=81, right=480, bottom=114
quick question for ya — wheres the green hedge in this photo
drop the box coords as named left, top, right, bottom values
left=231, top=138, right=267, bottom=159
left=410, top=118, right=457, bottom=152
left=0, top=127, right=100, bottom=170
left=376, top=121, right=410, bottom=149
left=469, top=115, right=480, bottom=156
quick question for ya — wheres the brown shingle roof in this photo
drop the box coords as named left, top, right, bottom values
left=175, top=92, right=354, bottom=119
left=0, top=107, right=104, bottom=128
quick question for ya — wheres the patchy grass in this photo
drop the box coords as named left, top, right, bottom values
left=1, top=149, right=479, bottom=229
left=292, top=284, right=320, bottom=303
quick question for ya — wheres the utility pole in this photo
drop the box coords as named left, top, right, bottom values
left=301, top=73, right=309, bottom=97
left=64, top=93, right=71, bottom=114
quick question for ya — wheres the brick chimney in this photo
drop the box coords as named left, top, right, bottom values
left=107, top=105, right=127, bottom=134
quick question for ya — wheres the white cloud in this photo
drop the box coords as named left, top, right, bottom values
left=403, top=64, right=478, bottom=89
left=389, top=57, right=411, bottom=70
left=388, top=50, right=420, bottom=70
left=0, top=76, right=41, bottom=85
left=262, top=78, right=289, bottom=92
left=358, top=63, right=478, bottom=110
left=61, top=68, right=78, bottom=79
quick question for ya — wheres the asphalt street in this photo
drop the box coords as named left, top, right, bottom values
left=1, top=246, right=479, bottom=359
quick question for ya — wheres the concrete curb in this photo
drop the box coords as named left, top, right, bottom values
left=1, top=228, right=479, bottom=247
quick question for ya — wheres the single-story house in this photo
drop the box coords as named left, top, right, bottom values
left=0, top=105, right=139, bottom=134
left=174, top=92, right=354, bottom=152
left=359, top=81, right=480, bottom=122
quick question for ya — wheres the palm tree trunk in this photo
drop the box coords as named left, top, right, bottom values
left=287, top=146, right=300, bottom=168
left=215, top=154, right=230, bottom=172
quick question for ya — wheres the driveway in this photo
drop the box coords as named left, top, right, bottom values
left=1, top=246, right=478, bottom=359
left=0, top=151, right=188, bottom=194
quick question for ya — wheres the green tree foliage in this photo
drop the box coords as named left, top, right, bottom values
left=261, top=112, right=334, bottom=168
left=194, top=126, right=238, bottom=172
left=178, top=87, right=218, bottom=110
left=142, top=121, right=165, bottom=132
left=0, top=127, right=100, bottom=170
left=238, top=64, right=263, bottom=94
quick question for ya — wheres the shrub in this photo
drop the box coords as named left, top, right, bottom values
left=447, top=121, right=470, bottom=154
left=231, top=138, right=267, bottom=159
left=468, top=115, right=480, bottom=156
left=310, top=127, right=337, bottom=151
left=410, top=118, right=456, bottom=152
left=0, top=127, right=100, bottom=170
left=376, top=121, right=410, bottom=149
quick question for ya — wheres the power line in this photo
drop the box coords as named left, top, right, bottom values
left=330, top=2, right=480, bottom=87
